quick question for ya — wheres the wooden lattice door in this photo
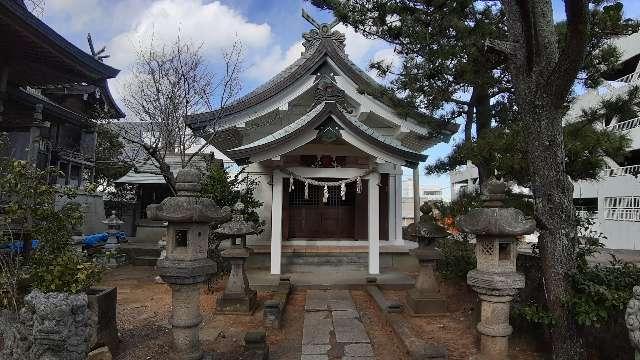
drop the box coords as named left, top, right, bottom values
left=284, top=178, right=357, bottom=239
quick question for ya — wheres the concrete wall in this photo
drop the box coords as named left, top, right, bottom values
left=574, top=176, right=640, bottom=249
left=56, top=192, right=106, bottom=235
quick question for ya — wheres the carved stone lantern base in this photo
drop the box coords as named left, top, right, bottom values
left=217, top=248, right=257, bottom=314
left=407, top=242, right=447, bottom=315
left=468, top=270, right=525, bottom=360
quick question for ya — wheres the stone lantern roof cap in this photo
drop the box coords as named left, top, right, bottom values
left=215, top=201, right=260, bottom=236
left=455, top=178, right=536, bottom=236
left=146, top=169, right=231, bottom=224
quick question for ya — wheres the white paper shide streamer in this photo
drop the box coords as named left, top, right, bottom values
left=282, top=168, right=375, bottom=203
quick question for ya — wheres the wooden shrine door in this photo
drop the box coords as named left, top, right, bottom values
left=284, top=178, right=358, bottom=239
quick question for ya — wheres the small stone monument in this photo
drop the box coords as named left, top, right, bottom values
left=456, top=179, right=535, bottom=360
left=147, top=169, right=230, bottom=360
left=215, top=201, right=260, bottom=314
left=407, top=202, right=450, bottom=315
left=102, top=211, right=123, bottom=251
left=1, top=290, right=94, bottom=360
left=626, top=286, right=640, bottom=360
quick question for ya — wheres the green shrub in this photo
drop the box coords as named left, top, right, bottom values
left=570, top=258, right=640, bottom=327
left=514, top=302, right=557, bottom=327
left=1, top=140, right=104, bottom=299
left=200, top=164, right=264, bottom=281
left=436, top=235, right=476, bottom=281
left=29, top=250, right=103, bottom=294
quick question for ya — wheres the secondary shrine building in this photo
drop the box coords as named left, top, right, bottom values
left=186, top=13, right=457, bottom=275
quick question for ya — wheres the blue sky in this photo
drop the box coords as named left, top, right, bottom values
left=40, top=0, right=640, bottom=201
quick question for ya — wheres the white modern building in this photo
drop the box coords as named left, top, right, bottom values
left=185, top=13, right=457, bottom=275
left=401, top=180, right=444, bottom=225
left=569, top=32, right=640, bottom=249
left=449, top=161, right=479, bottom=201
left=448, top=33, right=640, bottom=249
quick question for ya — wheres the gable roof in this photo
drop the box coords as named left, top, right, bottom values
left=185, top=25, right=457, bottom=137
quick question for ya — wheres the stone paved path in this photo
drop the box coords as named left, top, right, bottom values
left=301, top=290, right=376, bottom=360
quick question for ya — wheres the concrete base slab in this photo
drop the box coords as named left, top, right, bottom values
left=406, top=289, right=447, bottom=315
left=249, top=270, right=414, bottom=290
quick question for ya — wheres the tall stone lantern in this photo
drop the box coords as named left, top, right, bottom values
left=147, top=169, right=230, bottom=360
left=214, top=201, right=260, bottom=314
left=407, top=202, right=450, bottom=315
left=456, top=179, right=535, bottom=360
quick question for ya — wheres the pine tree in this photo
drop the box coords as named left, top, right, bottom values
left=310, top=1, right=638, bottom=358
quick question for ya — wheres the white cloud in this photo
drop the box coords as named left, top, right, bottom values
left=107, top=0, right=272, bottom=69
left=245, top=40, right=304, bottom=81
left=244, top=24, right=390, bottom=83
left=335, top=24, right=387, bottom=65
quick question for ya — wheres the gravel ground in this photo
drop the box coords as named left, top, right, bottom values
left=101, top=266, right=545, bottom=360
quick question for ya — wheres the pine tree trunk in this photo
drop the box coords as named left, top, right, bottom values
left=522, top=95, right=584, bottom=359
left=474, top=83, right=492, bottom=188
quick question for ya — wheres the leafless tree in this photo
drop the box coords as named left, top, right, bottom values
left=118, top=37, right=244, bottom=194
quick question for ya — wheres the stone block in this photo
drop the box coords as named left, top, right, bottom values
left=88, top=346, right=112, bottom=360
left=406, top=288, right=447, bottom=315
left=344, top=343, right=374, bottom=357
left=305, top=290, right=328, bottom=311
left=87, top=287, right=119, bottom=354
left=217, top=289, right=257, bottom=314
left=302, top=344, right=331, bottom=355
left=301, top=355, right=329, bottom=360
left=244, top=330, right=268, bottom=360
left=263, top=300, right=282, bottom=328
left=333, top=317, right=370, bottom=343
left=302, top=312, right=331, bottom=345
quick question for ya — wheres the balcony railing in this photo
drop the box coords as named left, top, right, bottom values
left=606, top=116, right=640, bottom=132
left=604, top=208, right=640, bottom=222
left=613, top=71, right=640, bottom=84
left=607, top=164, right=640, bottom=177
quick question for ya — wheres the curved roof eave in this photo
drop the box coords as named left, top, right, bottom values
left=186, top=39, right=457, bottom=138
left=1, top=0, right=120, bottom=80
left=224, top=101, right=427, bottom=165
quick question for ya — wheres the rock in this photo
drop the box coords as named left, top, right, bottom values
left=88, top=346, right=112, bottom=360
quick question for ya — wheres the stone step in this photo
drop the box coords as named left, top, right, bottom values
left=133, top=256, right=159, bottom=266
left=282, top=253, right=368, bottom=272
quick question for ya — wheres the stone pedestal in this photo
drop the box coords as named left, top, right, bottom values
left=147, top=169, right=230, bottom=360
left=169, top=283, right=203, bottom=360
left=456, top=179, right=535, bottom=360
left=406, top=203, right=449, bottom=315
left=407, top=264, right=447, bottom=315
left=217, top=247, right=257, bottom=314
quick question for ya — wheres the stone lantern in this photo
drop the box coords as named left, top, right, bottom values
left=147, top=169, right=230, bottom=360
left=214, top=201, right=260, bottom=314
left=407, top=202, right=450, bottom=315
left=456, top=179, right=535, bottom=360
left=102, top=210, right=123, bottom=250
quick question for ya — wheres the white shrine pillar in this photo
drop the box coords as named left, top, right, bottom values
left=368, top=172, right=380, bottom=274
left=388, top=165, right=404, bottom=245
left=413, top=166, right=421, bottom=224
left=394, top=167, right=403, bottom=245
left=270, top=170, right=284, bottom=274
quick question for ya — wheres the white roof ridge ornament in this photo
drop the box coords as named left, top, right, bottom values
left=301, top=9, right=345, bottom=52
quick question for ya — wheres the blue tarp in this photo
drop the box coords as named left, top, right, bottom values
left=0, top=240, right=40, bottom=253
left=83, top=231, right=127, bottom=247
left=0, top=232, right=127, bottom=252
